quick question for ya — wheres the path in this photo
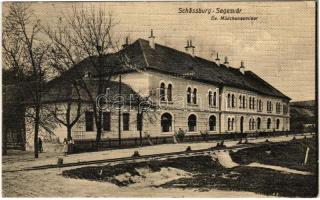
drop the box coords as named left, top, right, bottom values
left=247, top=162, right=313, bottom=175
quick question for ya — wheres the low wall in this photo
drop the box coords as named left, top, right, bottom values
left=72, top=131, right=294, bottom=153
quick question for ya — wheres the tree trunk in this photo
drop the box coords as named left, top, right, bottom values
left=67, top=126, right=72, bottom=140
left=34, top=107, right=40, bottom=158
left=95, top=110, right=102, bottom=142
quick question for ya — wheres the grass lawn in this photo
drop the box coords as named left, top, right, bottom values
left=63, top=138, right=318, bottom=197
left=230, top=137, right=318, bottom=173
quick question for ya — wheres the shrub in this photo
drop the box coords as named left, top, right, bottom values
left=176, top=128, right=186, bottom=142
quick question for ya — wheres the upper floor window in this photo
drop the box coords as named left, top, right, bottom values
left=267, top=101, right=273, bottom=113
left=160, top=82, right=166, bottom=101
left=283, top=104, right=288, bottom=115
left=242, top=96, right=246, bottom=108
left=257, top=99, right=263, bottom=112
left=231, top=94, right=235, bottom=107
left=276, top=102, right=281, bottom=114
left=249, top=97, right=255, bottom=110
left=187, top=87, right=192, bottom=103
left=193, top=88, right=197, bottom=104
left=209, top=91, right=217, bottom=107
left=213, top=92, right=217, bottom=107
left=227, top=93, right=231, bottom=108
left=252, top=98, right=255, bottom=109
left=239, top=95, right=243, bottom=108
left=208, top=91, right=213, bottom=106
left=167, top=84, right=172, bottom=102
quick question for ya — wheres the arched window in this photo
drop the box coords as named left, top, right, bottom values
left=249, top=97, right=252, bottom=109
left=213, top=92, right=217, bottom=107
left=160, top=82, right=166, bottom=101
left=257, top=117, right=261, bottom=130
left=187, top=87, right=192, bottom=103
left=239, top=95, right=242, bottom=108
left=231, top=94, right=235, bottom=107
left=276, top=119, right=280, bottom=129
left=188, top=114, right=197, bottom=132
left=252, top=98, right=255, bottom=109
left=232, top=118, right=235, bottom=130
left=193, top=88, right=197, bottom=104
left=167, top=84, right=172, bottom=102
left=252, top=119, right=255, bottom=130
left=242, top=96, right=246, bottom=108
left=249, top=118, right=252, bottom=130
left=228, top=118, right=231, bottom=131
left=209, top=115, right=216, bottom=131
left=267, top=118, right=272, bottom=129
left=161, top=113, right=172, bottom=132
left=208, top=91, right=213, bottom=106
left=227, top=93, right=231, bottom=108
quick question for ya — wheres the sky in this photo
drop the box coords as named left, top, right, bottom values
left=3, top=1, right=316, bottom=101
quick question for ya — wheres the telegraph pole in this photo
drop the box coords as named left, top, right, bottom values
left=118, top=74, right=122, bottom=147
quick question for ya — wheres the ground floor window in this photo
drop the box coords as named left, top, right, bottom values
left=102, top=112, right=111, bottom=131
left=276, top=119, right=280, bottom=129
left=161, top=113, right=172, bottom=132
left=209, top=115, right=216, bottom=131
left=188, top=114, right=197, bottom=132
left=249, top=118, right=255, bottom=130
left=137, top=113, right=143, bottom=131
left=257, top=117, right=261, bottom=130
left=228, top=117, right=234, bottom=131
left=267, top=118, right=272, bottom=129
left=123, top=113, right=130, bottom=131
left=85, top=111, right=94, bottom=132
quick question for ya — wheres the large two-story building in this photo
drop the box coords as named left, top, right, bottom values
left=25, top=31, right=291, bottom=150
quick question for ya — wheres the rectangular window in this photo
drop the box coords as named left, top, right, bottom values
left=85, top=111, right=94, bottom=132
left=103, top=112, right=111, bottom=131
left=136, top=113, right=143, bottom=131
left=123, top=113, right=130, bottom=131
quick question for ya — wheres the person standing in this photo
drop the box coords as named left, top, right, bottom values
left=68, top=137, right=74, bottom=154
left=63, top=138, right=68, bottom=156
left=38, top=137, right=43, bottom=153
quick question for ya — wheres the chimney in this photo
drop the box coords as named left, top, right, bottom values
left=224, top=56, right=229, bottom=67
left=148, top=29, right=155, bottom=49
left=185, top=40, right=195, bottom=57
left=214, top=52, right=220, bottom=66
left=240, top=60, right=245, bottom=74
left=122, top=37, right=129, bottom=49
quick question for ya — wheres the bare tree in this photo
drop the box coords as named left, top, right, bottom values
left=45, top=6, right=128, bottom=142
left=3, top=3, right=51, bottom=158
